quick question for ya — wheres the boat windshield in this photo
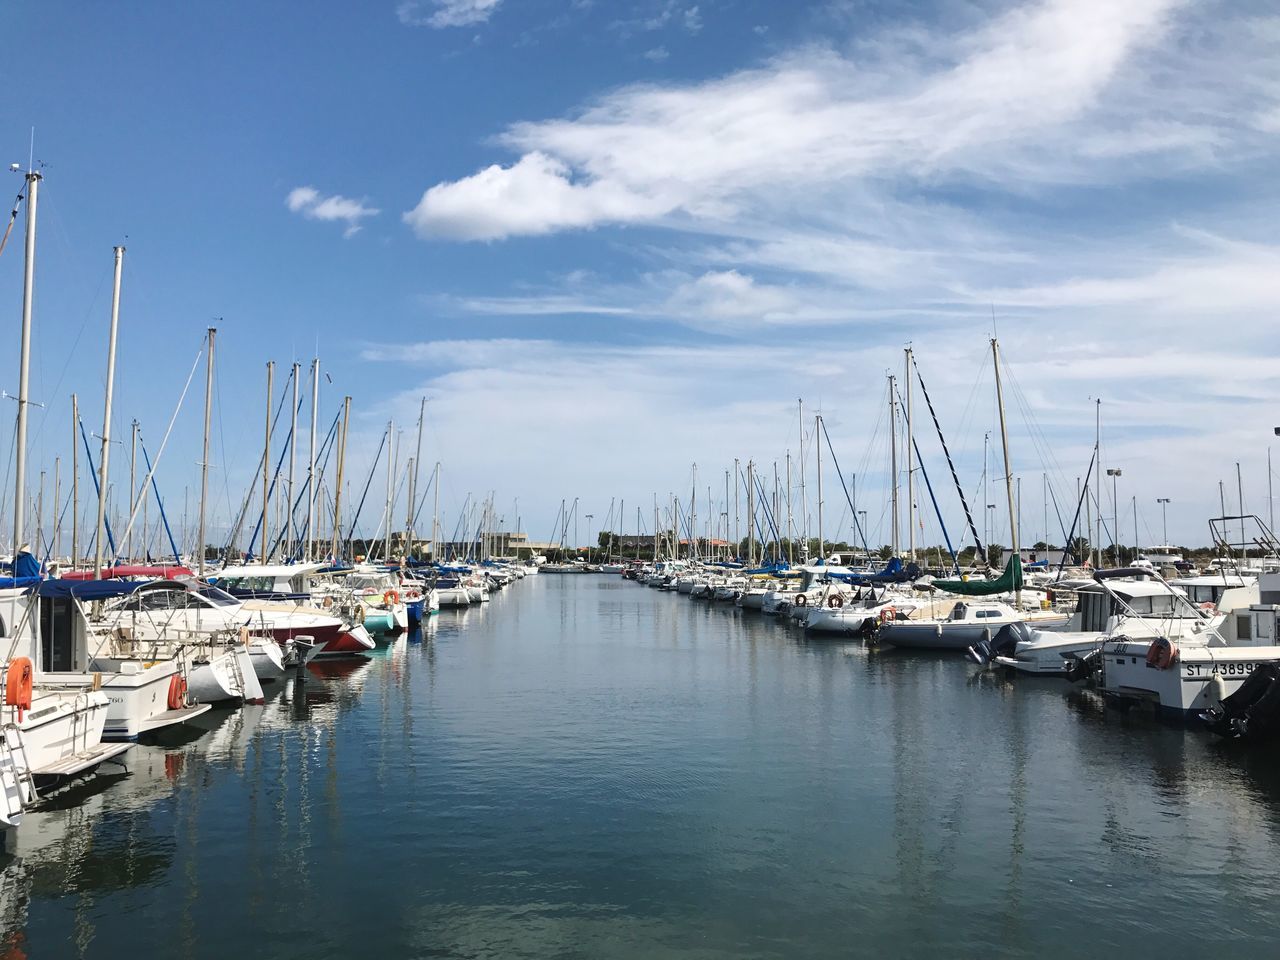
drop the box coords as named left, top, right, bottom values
left=191, top=584, right=241, bottom=606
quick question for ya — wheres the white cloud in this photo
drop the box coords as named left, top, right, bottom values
left=643, top=46, right=669, bottom=62
left=396, top=0, right=501, bottom=28
left=402, top=0, right=1245, bottom=241
left=403, top=152, right=673, bottom=241
left=286, top=186, right=380, bottom=238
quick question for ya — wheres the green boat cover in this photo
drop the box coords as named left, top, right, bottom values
left=933, top=554, right=1022, bottom=596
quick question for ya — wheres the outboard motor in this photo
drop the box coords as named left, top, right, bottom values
left=1064, top=647, right=1103, bottom=684
left=967, top=620, right=1032, bottom=667
left=1201, top=664, right=1280, bottom=740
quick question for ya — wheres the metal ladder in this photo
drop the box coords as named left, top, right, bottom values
left=0, top=723, right=37, bottom=821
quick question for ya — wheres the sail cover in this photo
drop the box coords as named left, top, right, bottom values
left=933, top=554, right=1022, bottom=596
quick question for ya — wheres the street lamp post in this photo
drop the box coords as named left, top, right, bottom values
left=1106, top=469, right=1122, bottom=564
left=1156, top=498, right=1171, bottom=546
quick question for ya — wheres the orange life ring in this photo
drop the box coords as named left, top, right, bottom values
left=1199, top=601, right=1216, bottom=612
left=1145, top=637, right=1179, bottom=670
left=827, top=594, right=844, bottom=609
left=384, top=589, right=400, bottom=605
left=879, top=606, right=897, bottom=624
left=5, top=657, right=33, bottom=722
left=794, top=594, right=807, bottom=606
left=167, top=673, right=188, bottom=711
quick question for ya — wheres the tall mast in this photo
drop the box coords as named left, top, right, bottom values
left=306, top=358, right=319, bottom=561
left=991, top=338, right=1019, bottom=607
left=128, top=420, right=137, bottom=560
left=261, top=361, right=274, bottom=562
left=785, top=452, right=793, bottom=565
left=432, top=462, right=441, bottom=560
left=733, top=458, right=740, bottom=555
left=71, top=393, right=79, bottom=567
left=691, top=463, right=697, bottom=560
left=798, top=399, right=807, bottom=559
left=746, top=460, right=755, bottom=567
left=196, top=325, right=215, bottom=577
left=93, top=246, right=125, bottom=578
left=51, top=458, right=60, bottom=560
left=1093, top=399, right=1101, bottom=570
left=331, top=396, right=350, bottom=561
left=888, top=374, right=899, bottom=557
left=773, top=461, right=780, bottom=563
left=288, top=361, right=299, bottom=558
left=384, top=419, right=394, bottom=560
left=905, top=346, right=915, bottom=562
left=11, top=170, right=39, bottom=557
left=408, top=397, right=425, bottom=560
left=816, top=414, right=824, bottom=563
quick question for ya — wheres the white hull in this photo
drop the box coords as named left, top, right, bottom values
left=42, top=661, right=212, bottom=741
left=1102, top=641, right=1280, bottom=715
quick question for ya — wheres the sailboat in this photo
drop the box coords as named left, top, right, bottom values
left=0, top=184, right=135, bottom=826
left=879, top=339, right=1068, bottom=650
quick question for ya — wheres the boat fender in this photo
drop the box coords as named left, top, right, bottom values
left=828, top=594, right=843, bottom=609
left=1145, top=637, right=1178, bottom=670
left=795, top=594, right=807, bottom=606
left=1208, top=669, right=1227, bottom=708
left=5, top=657, right=33, bottom=722
left=167, top=673, right=188, bottom=711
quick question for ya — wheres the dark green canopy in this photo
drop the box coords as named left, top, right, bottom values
left=933, top=554, right=1022, bottom=596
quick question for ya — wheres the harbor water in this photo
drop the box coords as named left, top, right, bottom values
left=5, top=574, right=1280, bottom=958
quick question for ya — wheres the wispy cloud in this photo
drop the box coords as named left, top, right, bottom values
left=404, top=0, right=1243, bottom=241
left=396, top=0, right=501, bottom=29
left=286, top=186, right=380, bottom=238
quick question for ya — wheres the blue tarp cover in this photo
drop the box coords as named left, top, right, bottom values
left=29, top=579, right=140, bottom=601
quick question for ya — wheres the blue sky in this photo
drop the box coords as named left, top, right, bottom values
left=2, top=0, right=1279, bottom=557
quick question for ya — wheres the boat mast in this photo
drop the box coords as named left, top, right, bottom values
left=773, top=461, right=780, bottom=563
left=888, top=374, right=898, bottom=558
left=51, top=458, right=60, bottom=561
left=93, top=246, right=125, bottom=578
left=785, top=452, right=793, bottom=565
left=331, top=395, right=350, bottom=561
left=798, top=399, right=807, bottom=560
left=991, top=338, right=1019, bottom=608
left=408, top=397, right=425, bottom=560
left=733, top=458, right=740, bottom=557
left=306, top=358, right=319, bottom=562
left=261, top=361, right=273, bottom=562
left=746, top=460, right=755, bottom=567
left=384, top=419, right=394, bottom=561
left=71, top=393, right=79, bottom=567
left=11, top=170, right=39, bottom=559
left=432, top=462, right=441, bottom=561
left=1093, top=398, right=1101, bottom=570
left=816, top=414, right=824, bottom=563
left=128, top=420, right=137, bottom=560
left=288, top=361, right=299, bottom=558
left=905, top=346, right=915, bottom=562
left=196, top=324, right=214, bottom=578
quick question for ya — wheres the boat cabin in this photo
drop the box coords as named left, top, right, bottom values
left=1072, top=580, right=1185, bottom=632
left=947, top=602, right=1014, bottom=622
left=214, top=563, right=324, bottom=601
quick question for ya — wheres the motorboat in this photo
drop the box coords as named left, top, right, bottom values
left=14, top=578, right=211, bottom=742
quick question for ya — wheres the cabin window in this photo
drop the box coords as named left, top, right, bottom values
left=975, top=610, right=1001, bottom=618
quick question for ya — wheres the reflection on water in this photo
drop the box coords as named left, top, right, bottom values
left=3, top=576, right=1280, bottom=958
